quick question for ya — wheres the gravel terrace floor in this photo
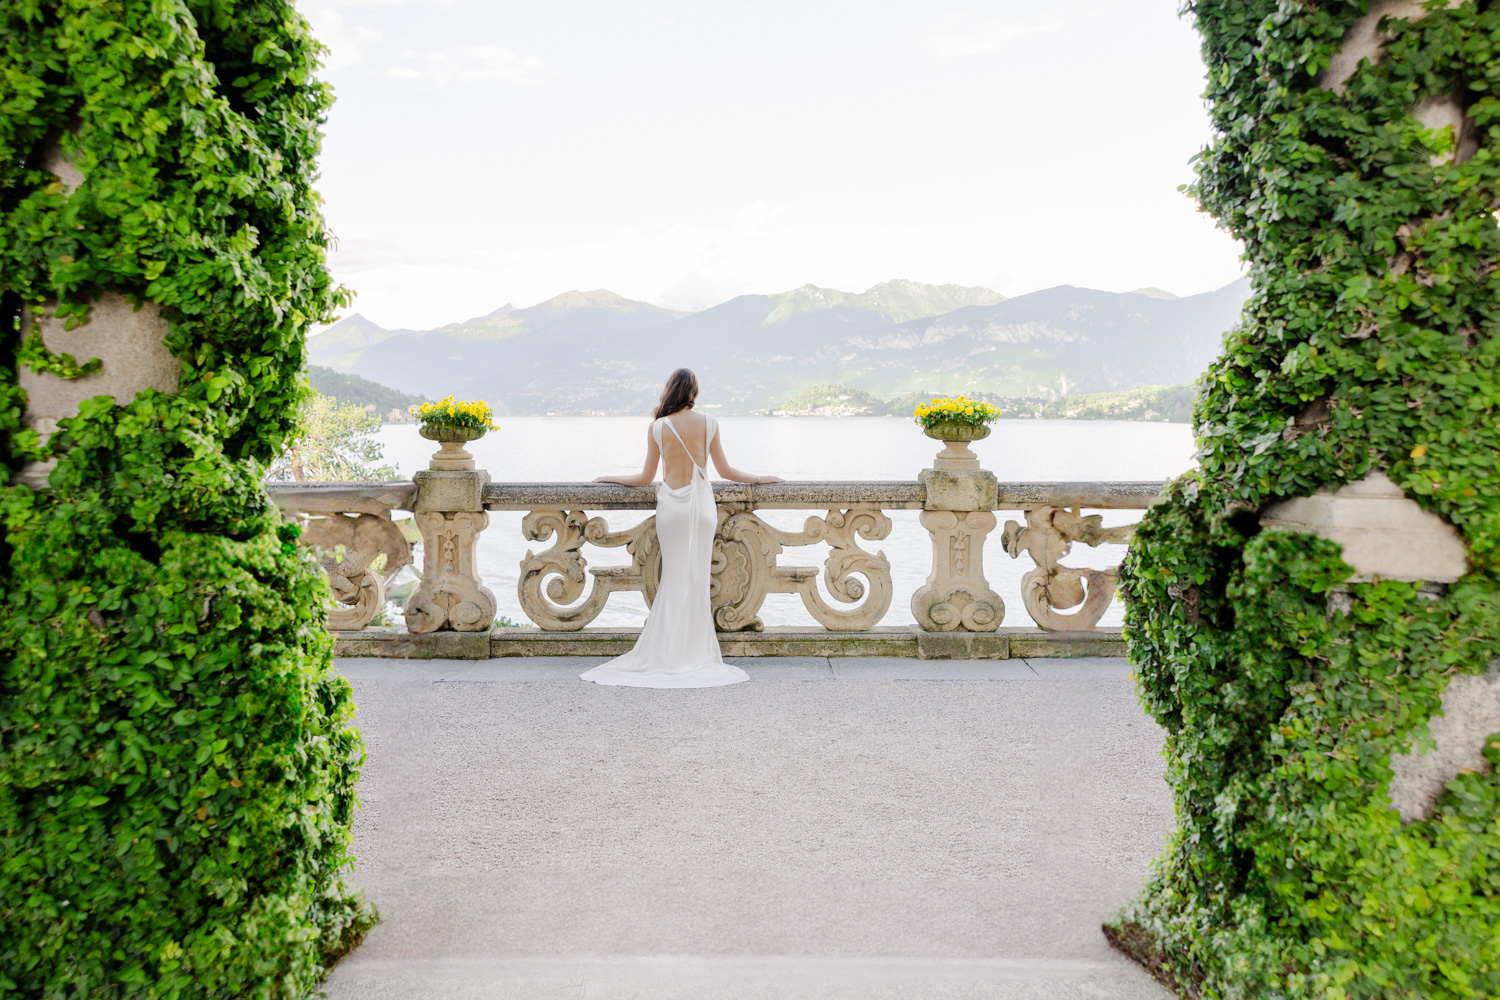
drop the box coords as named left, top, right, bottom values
left=322, top=656, right=1177, bottom=1000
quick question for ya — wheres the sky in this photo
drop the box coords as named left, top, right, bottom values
left=300, top=0, right=1246, bottom=330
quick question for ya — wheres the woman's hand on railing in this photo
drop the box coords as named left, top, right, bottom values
left=716, top=472, right=784, bottom=484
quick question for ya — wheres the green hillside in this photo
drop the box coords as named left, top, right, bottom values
left=780, top=383, right=1196, bottom=423
left=775, top=384, right=886, bottom=414
left=762, top=280, right=1005, bottom=325
left=312, top=278, right=1250, bottom=415
left=308, top=365, right=428, bottom=418
left=1029, top=383, right=1194, bottom=422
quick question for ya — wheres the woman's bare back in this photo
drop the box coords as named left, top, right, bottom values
left=657, top=408, right=711, bottom=489
left=592, top=397, right=780, bottom=489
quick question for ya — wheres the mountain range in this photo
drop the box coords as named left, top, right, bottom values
left=309, top=278, right=1251, bottom=415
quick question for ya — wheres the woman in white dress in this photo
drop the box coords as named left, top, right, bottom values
left=582, top=369, right=782, bottom=688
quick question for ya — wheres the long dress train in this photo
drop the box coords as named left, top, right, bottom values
left=580, top=414, right=749, bottom=688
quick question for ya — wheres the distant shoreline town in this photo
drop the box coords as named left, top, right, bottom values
left=311, top=366, right=1196, bottom=425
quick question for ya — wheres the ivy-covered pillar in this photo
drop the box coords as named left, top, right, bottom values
left=1, top=2, right=374, bottom=995
left=1111, top=2, right=1500, bottom=996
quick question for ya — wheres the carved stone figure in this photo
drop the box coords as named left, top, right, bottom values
left=298, top=511, right=413, bottom=630
left=1002, top=506, right=1133, bottom=631
left=267, top=482, right=418, bottom=632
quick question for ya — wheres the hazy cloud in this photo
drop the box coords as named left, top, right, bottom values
left=734, top=201, right=789, bottom=231
left=926, top=11, right=1073, bottom=58
left=300, top=4, right=384, bottom=69
left=385, top=45, right=544, bottom=85
left=310, top=1, right=1241, bottom=329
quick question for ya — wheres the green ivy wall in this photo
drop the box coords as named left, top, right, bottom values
left=0, top=1, right=372, bottom=995
left=1114, top=2, right=1500, bottom=998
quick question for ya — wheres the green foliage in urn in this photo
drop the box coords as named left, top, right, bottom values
left=1110, top=2, right=1500, bottom=998
left=0, top=1, right=374, bottom=995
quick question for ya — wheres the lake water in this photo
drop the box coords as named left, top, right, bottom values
left=374, top=417, right=1198, bottom=630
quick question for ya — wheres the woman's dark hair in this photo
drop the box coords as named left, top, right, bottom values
left=653, top=367, right=699, bottom=419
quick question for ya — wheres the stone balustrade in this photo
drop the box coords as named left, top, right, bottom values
left=268, top=481, right=417, bottom=631
left=267, top=465, right=1162, bottom=644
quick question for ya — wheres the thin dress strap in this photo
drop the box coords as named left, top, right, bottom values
left=661, top=416, right=705, bottom=475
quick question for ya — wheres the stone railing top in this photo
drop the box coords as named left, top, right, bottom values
left=480, top=480, right=1165, bottom=511
left=266, top=480, right=417, bottom=515
left=992, top=481, right=1165, bottom=509
left=264, top=479, right=1166, bottom=515
left=483, top=480, right=921, bottom=510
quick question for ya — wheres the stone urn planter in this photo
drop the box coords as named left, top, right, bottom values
left=419, top=423, right=486, bottom=471
left=923, top=420, right=991, bottom=472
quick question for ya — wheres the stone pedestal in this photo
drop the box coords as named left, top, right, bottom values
left=932, top=439, right=981, bottom=472
left=405, top=468, right=497, bottom=633
left=912, top=467, right=1004, bottom=632
left=428, top=439, right=476, bottom=471
left=919, top=467, right=998, bottom=512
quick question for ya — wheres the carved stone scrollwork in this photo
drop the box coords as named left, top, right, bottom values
left=1001, top=506, right=1134, bottom=631
left=406, top=510, right=497, bottom=633
left=298, top=511, right=413, bottom=631
left=711, top=508, right=780, bottom=632
left=515, top=506, right=893, bottom=632
left=517, top=510, right=660, bottom=630
left=912, top=510, right=1005, bottom=632
left=713, top=508, right=893, bottom=632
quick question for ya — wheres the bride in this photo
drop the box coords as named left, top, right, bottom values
left=582, top=368, right=782, bottom=688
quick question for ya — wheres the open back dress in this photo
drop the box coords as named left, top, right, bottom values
left=580, top=414, right=749, bottom=688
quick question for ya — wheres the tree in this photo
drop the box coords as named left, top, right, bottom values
left=268, top=393, right=399, bottom=482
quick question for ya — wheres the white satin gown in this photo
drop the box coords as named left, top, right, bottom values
left=580, top=414, right=749, bottom=688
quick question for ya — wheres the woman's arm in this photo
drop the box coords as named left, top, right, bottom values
left=594, top=426, right=660, bottom=486
left=709, top=426, right=783, bottom=484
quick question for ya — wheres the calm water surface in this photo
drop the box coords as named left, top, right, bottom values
left=375, top=417, right=1197, bottom=629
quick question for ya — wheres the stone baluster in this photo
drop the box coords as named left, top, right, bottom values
left=405, top=444, right=496, bottom=634
left=911, top=442, right=1004, bottom=632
